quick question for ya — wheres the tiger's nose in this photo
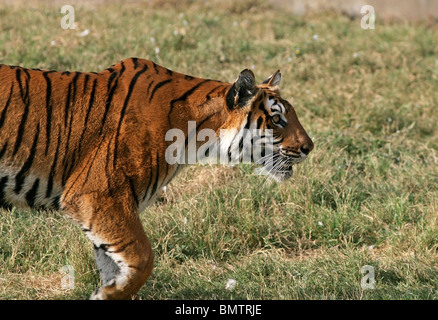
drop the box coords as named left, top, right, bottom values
left=300, top=141, right=314, bottom=155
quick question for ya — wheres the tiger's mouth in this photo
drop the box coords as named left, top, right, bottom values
left=261, top=152, right=307, bottom=182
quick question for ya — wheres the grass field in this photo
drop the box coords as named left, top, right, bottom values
left=0, top=0, right=437, bottom=300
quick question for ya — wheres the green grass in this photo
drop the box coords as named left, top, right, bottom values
left=0, top=0, right=437, bottom=299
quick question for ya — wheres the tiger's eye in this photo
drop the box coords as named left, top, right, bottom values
left=272, top=115, right=281, bottom=124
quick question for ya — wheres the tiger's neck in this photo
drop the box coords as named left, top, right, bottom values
left=164, top=90, right=258, bottom=167
left=168, top=81, right=231, bottom=132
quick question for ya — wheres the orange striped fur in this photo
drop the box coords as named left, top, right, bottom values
left=0, top=58, right=313, bottom=299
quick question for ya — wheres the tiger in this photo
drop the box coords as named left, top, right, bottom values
left=0, top=57, right=313, bottom=299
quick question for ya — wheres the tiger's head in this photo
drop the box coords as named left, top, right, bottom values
left=222, top=69, right=314, bottom=181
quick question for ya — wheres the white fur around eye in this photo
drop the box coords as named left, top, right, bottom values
left=265, top=96, right=286, bottom=114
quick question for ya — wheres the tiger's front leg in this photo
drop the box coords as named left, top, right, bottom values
left=88, top=214, right=154, bottom=300
left=61, top=189, right=154, bottom=300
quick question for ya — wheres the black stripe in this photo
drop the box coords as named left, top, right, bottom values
left=0, top=142, right=8, bottom=161
left=100, top=77, right=118, bottom=135
left=0, top=176, right=8, bottom=198
left=23, top=69, right=30, bottom=99
left=94, top=243, right=110, bottom=251
left=126, top=174, right=139, bottom=206
left=0, top=176, right=11, bottom=209
left=170, top=80, right=211, bottom=105
left=119, top=61, right=126, bottom=77
left=244, top=111, right=252, bottom=130
left=62, top=97, right=76, bottom=186
left=166, top=69, right=173, bottom=76
left=146, top=80, right=154, bottom=96
left=152, top=61, right=159, bottom=74
left=219, top=86, right=229, bottom=97
left=46, top=130, right=61, bottom=198
left=107, top=71, right=118, bottom=91
left=52, top=195, right=61, bottom=210
left=79, top=136, right=106, bottom=190
left=149, top=79, right=172, bottom=103
left=61, top=71, right=71, bottom=76
left=183, top=110, right=222, bottom=149
left=113, top=65, right=148, bottom=167
left=127, top=265, right=141, bottom=271
left=132, top=57, right=139, bottom=69
left=258, top=101, right=270, bottom=118
left=16, top=68, right=30, bottom=103
left=205, top=85, right=223, bottom=100
left=169, top=80, right=211, bottom=120
left=64, top=83, right=72, bottom=127
left=61, top=72, right=81, bottom=178
left=238, top=133, right=247, bottom=152
left=13, top=68, right=31, bottom=156
left=78, top=78, right=98, bottom=154
left=94, top=238, right=125, bottom=252
left=62, top=155, right=75, bottom=188
left=14, top=124, right=40, bottom=194
left=107, top=240, right=135, bottom=254
left=184, top=75, right=194, bottom=81
left=71, top=72, right=81, bottom=102
left=141, top=163, right=154, bottom=202
left=129, top=178, right=139, bottom=205
left=0, top=83, right=14, bottom=130
left=239, top=113, right=254, bottom=156
left=65, top=135, right=106, bottom=197
left=25, top=178, right=40, bottom=208
left=104, top=138, right=114, bottom=194
left=256, top=116, right=264, bottom=128
left=150, top=152, right=160, bottom=197
left=228, top=129, right=240, bottom=162
left=161, top=159, right=169, bottom=190
left=43, top=71, right=53, bottom=155
left=83, top=74, right=90, bottom=94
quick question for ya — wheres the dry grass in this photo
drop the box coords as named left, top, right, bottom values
left=0, top=271, right=68, bottom=299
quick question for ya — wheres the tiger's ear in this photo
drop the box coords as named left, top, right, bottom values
left=226, top=69, right=258, bottom=109
left=262, top=70, right=282, bottom=87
